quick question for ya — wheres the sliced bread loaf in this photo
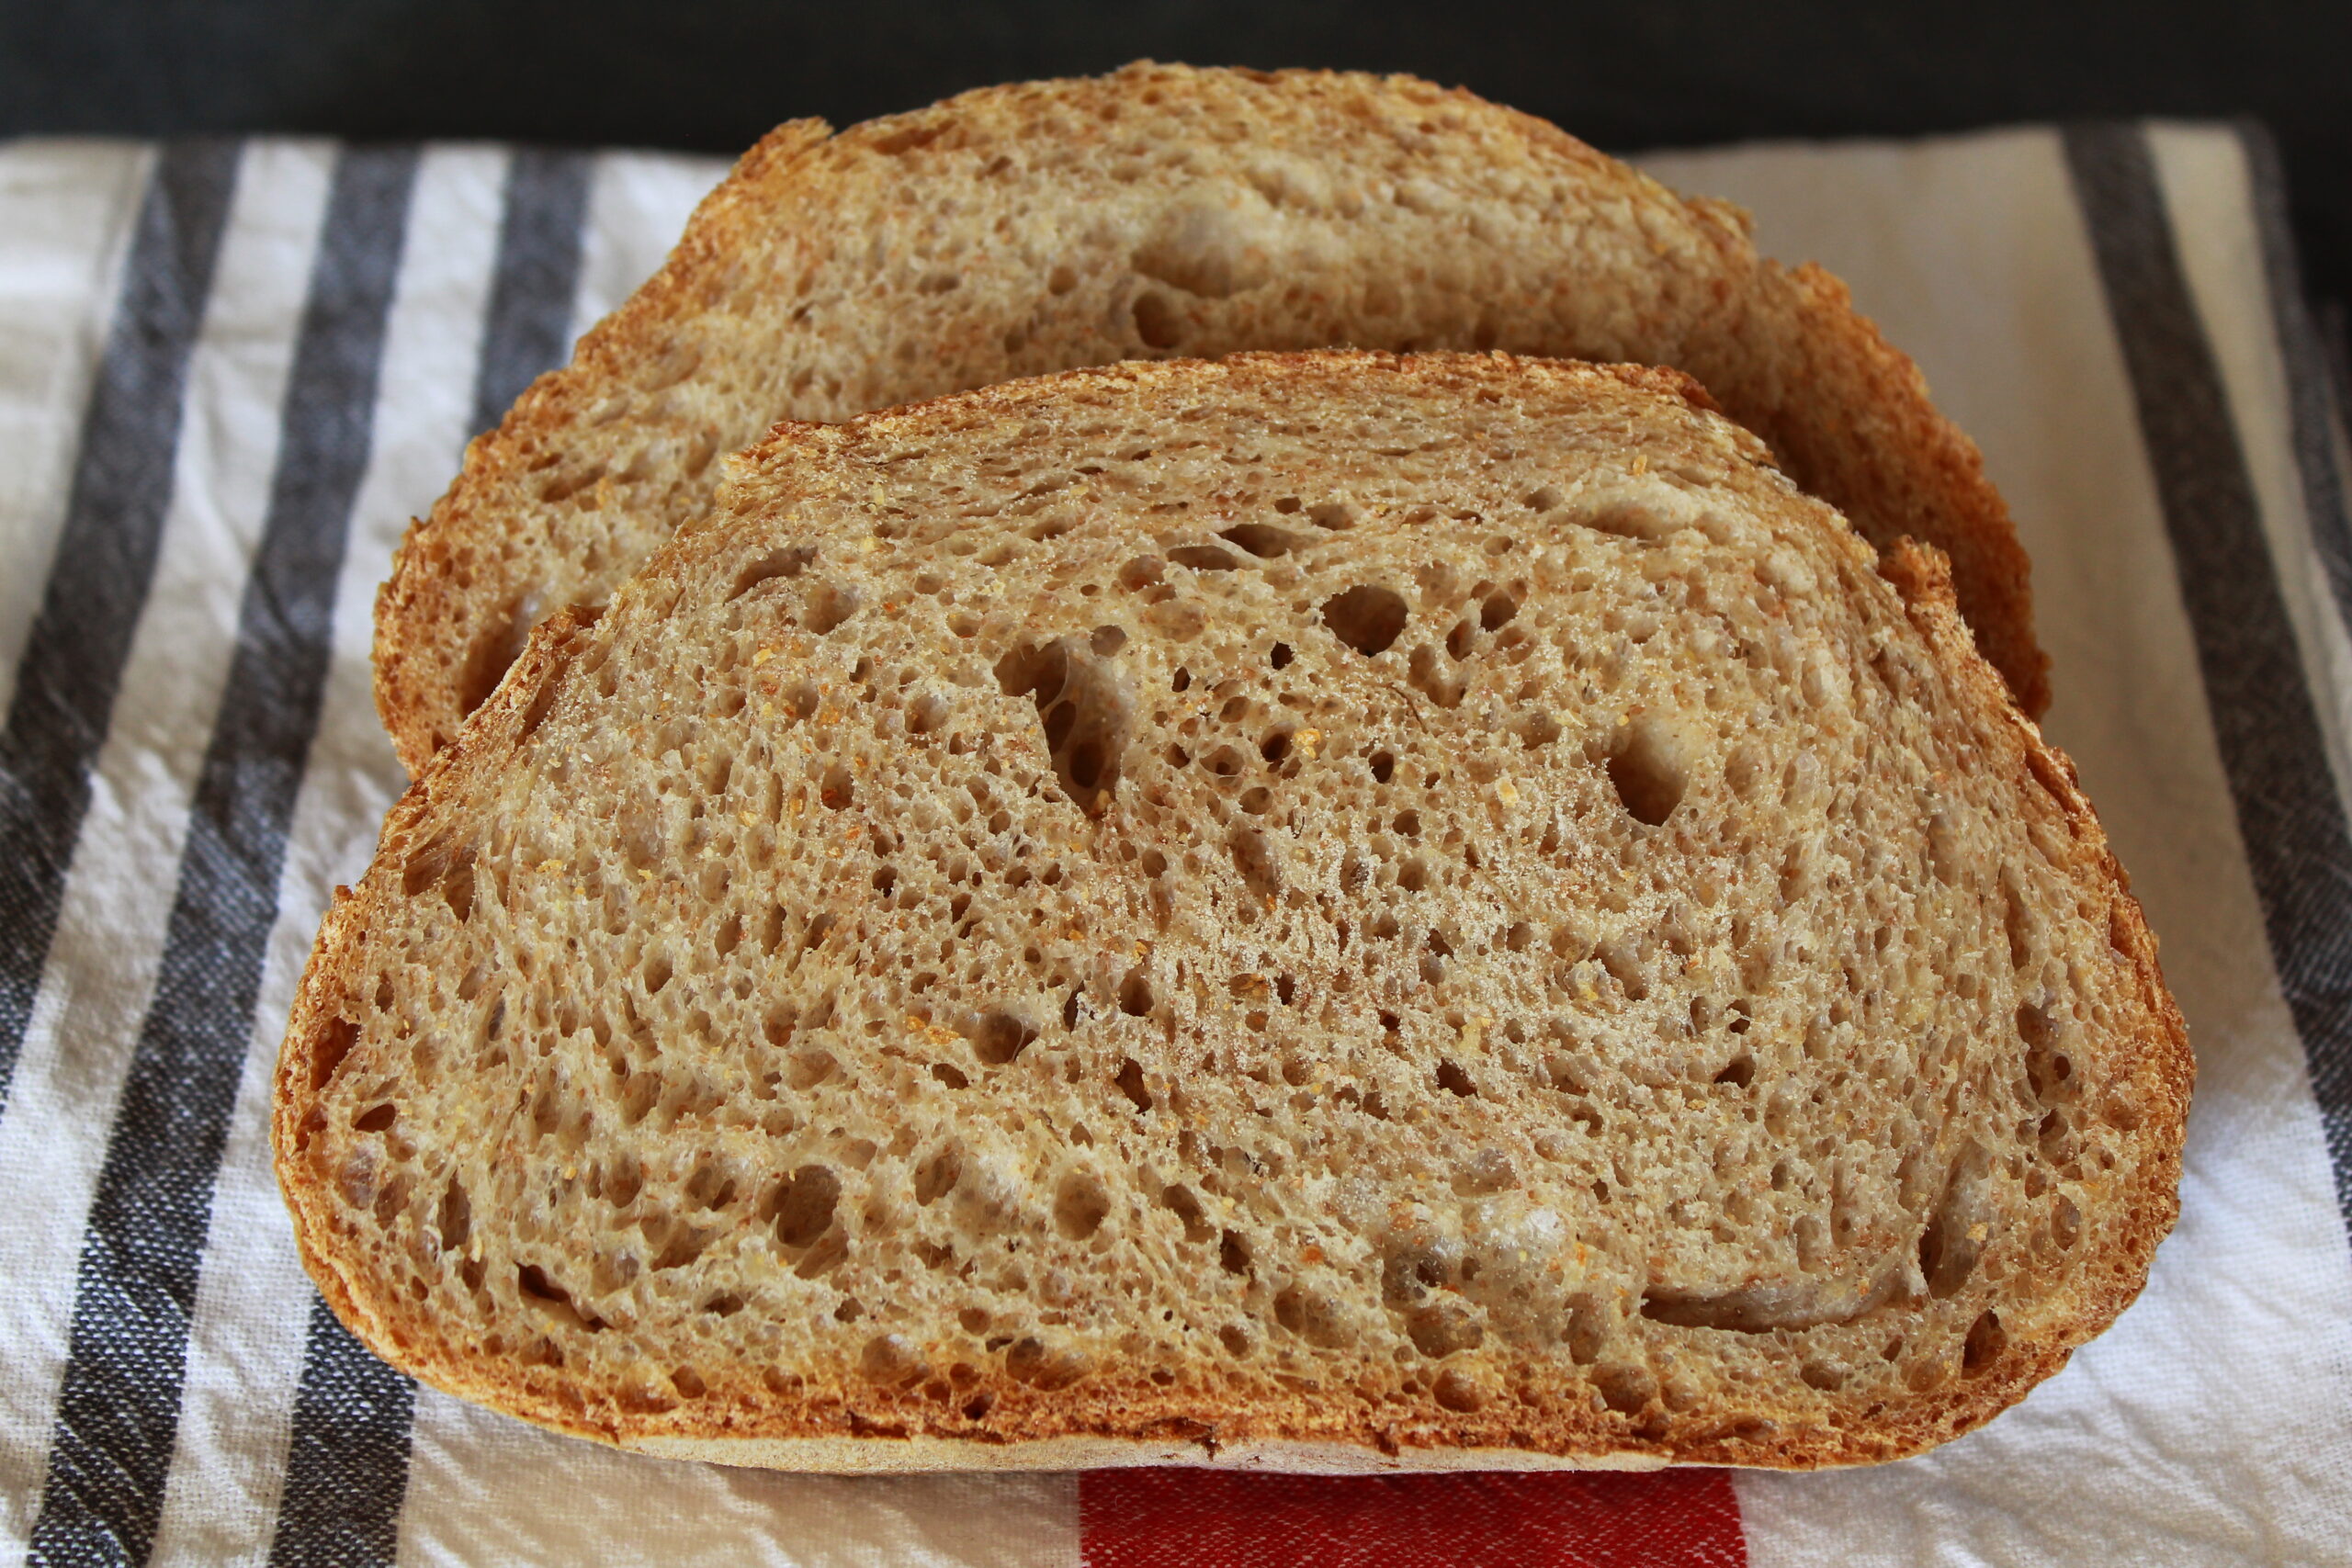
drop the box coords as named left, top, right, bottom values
left=373, top=62, right=2048, bottom=775
left=287, top=353, right=2183, bottom=1472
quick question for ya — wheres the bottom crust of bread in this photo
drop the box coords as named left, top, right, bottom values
left=628, top=1433, right=1672, bottom=1474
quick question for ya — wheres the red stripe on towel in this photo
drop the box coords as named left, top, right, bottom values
left=1080, top=1467, right=1746, bottom=1568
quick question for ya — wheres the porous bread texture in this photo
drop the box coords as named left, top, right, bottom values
left=287, top=354, right=2184, bottom=1472
left=374, top=61, right=2049, bottom=776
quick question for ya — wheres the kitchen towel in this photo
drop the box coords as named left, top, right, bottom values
left=0, top=120, right=2346, bottom=1566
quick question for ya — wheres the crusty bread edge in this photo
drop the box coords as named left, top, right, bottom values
left=299, top=353, right=2185, bottom=1473
left=369, top=114, right=838, bottom=774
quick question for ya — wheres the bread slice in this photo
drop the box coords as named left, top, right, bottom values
left=373, top=62, right=2049, bottom=776
left=287, top=353, right=2183, bottom=1472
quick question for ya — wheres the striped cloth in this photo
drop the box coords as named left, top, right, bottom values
left=0, top=122, right=2347, bottom=1566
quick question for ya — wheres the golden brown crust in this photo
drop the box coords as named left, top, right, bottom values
left=372, top=62, right=2047, bottom=778
left=299, top=354, right=2174, bottom=1472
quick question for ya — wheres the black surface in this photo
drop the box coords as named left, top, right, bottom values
left=3, top=1, right=2348, bottom=317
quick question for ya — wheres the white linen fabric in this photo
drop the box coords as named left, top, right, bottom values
left=0, top=121, right=2344, bottom=1567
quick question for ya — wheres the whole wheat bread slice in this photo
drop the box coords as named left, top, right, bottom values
left=373, top=62, right=2049, bottom=776
left=285, top=354, right=2183, bottom=1472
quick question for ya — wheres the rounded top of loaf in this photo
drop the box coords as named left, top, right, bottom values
left=373, top=61, right=2046, bottom=777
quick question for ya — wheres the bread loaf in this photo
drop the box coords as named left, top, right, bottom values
left=372, top=62, right=2048, bottom=775
left=285, top=354, right=2183, bottom=1472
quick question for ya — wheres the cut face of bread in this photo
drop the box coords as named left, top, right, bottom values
left=288, top=355, right=2183, bottom=1472
left=373, top=62, right=2048, bottom=776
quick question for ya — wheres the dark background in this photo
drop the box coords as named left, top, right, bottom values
left=6, top=0, right=2349, bottom=321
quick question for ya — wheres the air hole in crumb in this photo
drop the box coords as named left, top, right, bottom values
left=820, top=763, right=854, bottom=810
left=914, top=1147, right=962, bottom=1206
left=1607, top=715, right=1687, bottom=826
left=516, top=1264, right=603, bottom=1331
left=1433, top=1368, right=1487, bottom=1411
left=1004, top=1336, right=1088, bottom=1390
left=769, top=1164, right=841, bottom=1248
left=1228, top=828, right=1282, bottom=900
left=1163, top=1184, right=1214, bottom=1244
left=1436, top=1060, right=1476, bottom=1097
left=1119, top=969, right=1154, bottom=1016
left=729, top=544, right=816, bottom=600
left=436, top=1179, right=471, bottom=1256
left=1273, top=1285, right=1348, bottom=1348
left=1054, top=1172, right=1111, bottom=1239
left=1219, top=1229, right=1252, bottom=1274
left=1920, top=1148, right=1991, bottom=1297
left=1168, top=544, right=1238, bottom=572
left=1593, top=1363, right=1654, bottom=1416
left=802, top=581, right=860, bottom=636
left=965, top=1010, right=1037, bottom=1066
left=1220, top=523, right=1306, bottom=558
left=2003, top=877, right=2032, bottom=970
left=1269, top=642, right=1294, bottom=670
left=355, top=1103, right=395, bottom=1133
left=1408, top=1301, right=1484, bottom=1358
left=1963, top=1310, right=2006, bottom=1376
left=1370, top=750, right=1396, bottom=784
left=1132, top=290, right=1182, bottom=348
left=1115, top=1058, right=1153, bottom=1111
left=906, top=693, right=951, bottom=735
left=931, top=1062, right=969, bottom=1089
left=1322, top=585, right=1408, bottom=656
left=1713, top=1055, right=1755, bottom=1088
left=861, top=1334, right=921, bottom=1382
left=996, top=637, right=1131, bottom=816
left=1408, top=644, right=1466, bottom=707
